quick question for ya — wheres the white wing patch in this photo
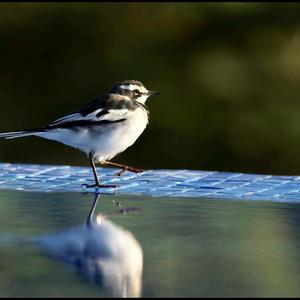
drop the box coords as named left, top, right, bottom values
left=50, top=113, right=86, bottom=125
left=49, top=108, right=130, bottom=126
left=99, top=109, right=129, bottom=121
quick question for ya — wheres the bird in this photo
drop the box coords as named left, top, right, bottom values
left=0, top=80, right=160, bottom=188
left=33, top=194, right=143, bottom=297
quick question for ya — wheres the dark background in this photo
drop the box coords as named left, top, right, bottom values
left=1, top=3, right=300, bottom=175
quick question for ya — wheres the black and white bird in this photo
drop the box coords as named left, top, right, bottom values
left=0, top=80, right=160, bottom=188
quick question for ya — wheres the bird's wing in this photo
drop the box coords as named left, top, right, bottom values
left=47, top=94, right=137, bottom=129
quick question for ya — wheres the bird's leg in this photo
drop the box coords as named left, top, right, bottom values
left=81, top=156, right=118, bottom=188
left=86, top=193, right=101, bottom=226
left=102, top=161, right=144, bottom=176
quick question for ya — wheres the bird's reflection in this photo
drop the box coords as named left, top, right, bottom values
left=33, top=193, right=143, bottom=298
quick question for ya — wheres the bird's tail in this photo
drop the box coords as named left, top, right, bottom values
left=0, top=129, right=44, bottom=139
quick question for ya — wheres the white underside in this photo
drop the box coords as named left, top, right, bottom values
left=35, top=107, right=148, bottom=162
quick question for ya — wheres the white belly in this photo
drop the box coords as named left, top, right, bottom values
left=37, top=107, right=148, bottom=161
left=92, top=107, right=148, bottom=161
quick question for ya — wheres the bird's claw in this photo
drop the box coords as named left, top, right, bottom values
left=114, top=167, right=144, bottom=177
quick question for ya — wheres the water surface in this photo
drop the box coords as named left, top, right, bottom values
left=0, top=190, right=300, bottom=297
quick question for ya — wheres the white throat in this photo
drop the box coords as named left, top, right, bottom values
left=136, top=94, right=149, bottom=104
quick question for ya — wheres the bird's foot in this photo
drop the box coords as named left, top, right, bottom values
left=112, top=200, right=143, bottom=215
left=81, top=183, right=118, bottom=189
left=114, top=166, right=144, bottom=176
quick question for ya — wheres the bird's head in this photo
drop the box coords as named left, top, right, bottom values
left=110, top=80, right=160, bottom=104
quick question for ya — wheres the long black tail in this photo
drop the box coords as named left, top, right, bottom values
left=0, top=129, right=44, bottom=139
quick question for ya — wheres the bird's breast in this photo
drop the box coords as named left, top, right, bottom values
left=122, top=107, right=149, bottom=144
left=92, top=106, right=149, bottom=161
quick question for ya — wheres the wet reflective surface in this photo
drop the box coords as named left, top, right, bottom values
left=1, top=190, right=300, bottom=297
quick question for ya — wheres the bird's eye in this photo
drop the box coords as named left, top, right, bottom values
left=134, top=89, right=140, bottom=94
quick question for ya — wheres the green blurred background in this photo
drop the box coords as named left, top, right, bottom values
left=1, top=3, right=300, bottom=175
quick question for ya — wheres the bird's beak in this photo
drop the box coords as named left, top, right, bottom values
left=148, top=91, right=161, bottom=96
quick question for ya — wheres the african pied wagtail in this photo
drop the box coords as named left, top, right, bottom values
left=0, top=80, right=160, bottom=188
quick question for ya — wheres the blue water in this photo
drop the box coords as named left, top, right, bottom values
left=0, top=190, right=300, bottom=297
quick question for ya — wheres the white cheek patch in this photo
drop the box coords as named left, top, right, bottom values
left=136, top=94, right=149, bottom=104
